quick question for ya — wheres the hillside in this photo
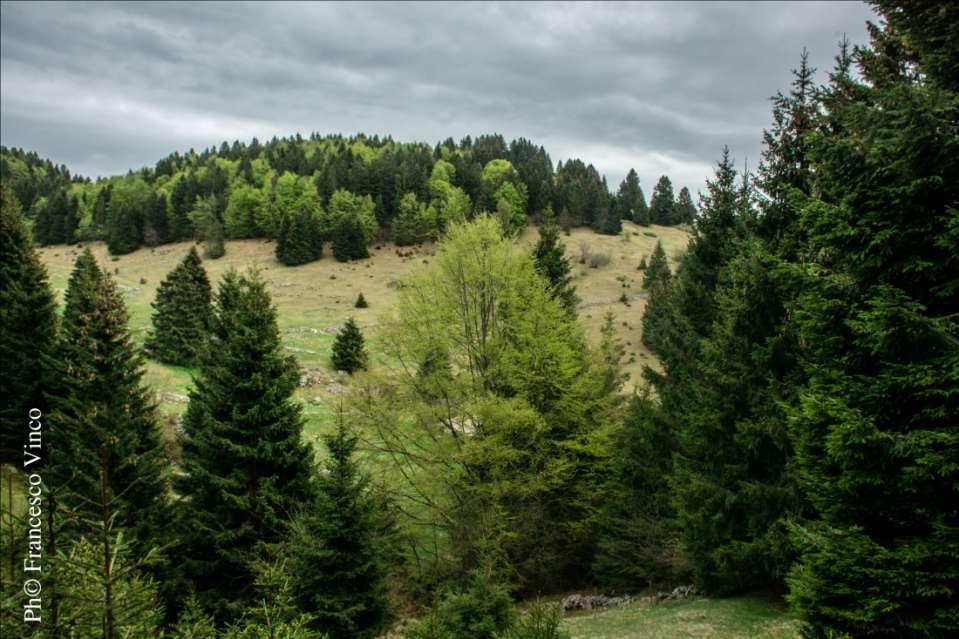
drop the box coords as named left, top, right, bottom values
left=36, top=220, right=689, bottom=445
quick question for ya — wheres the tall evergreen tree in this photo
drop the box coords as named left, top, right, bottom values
left=648, top=175, right=675, bottom=225
left=276, top=209, right=323, bottom=266
left=786, top=3, right=959, bottom=635
left=331, top=318, right=368, bottom=374
left=331, top=215, right=369, bottom=262
left=145, top=247, right=213, bottom=366
left=594, top=393, right=676, bottom=589
left=532, top=209, right=578, bottom=316
left=672, top=187, right=697, bottom=225
left=47, top=249, right=170, bottom=558
left=145, top=191, right=170, bottom=246
left=756, top=48, right=818, bottom=258
left=176, top=270, right=315, bottom=620
left=0, top=184, right=58, bottom=464
left=615, top=168, right=649, bottom=224
left=289, top=418, right=392, bottom=638
left=642, top=241, right=670, bottom=291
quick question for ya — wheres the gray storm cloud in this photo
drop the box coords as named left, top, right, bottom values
left=0, top=0, right=876, bottom=196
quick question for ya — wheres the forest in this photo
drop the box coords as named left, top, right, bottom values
left=0, top=1, right=956, bottom=638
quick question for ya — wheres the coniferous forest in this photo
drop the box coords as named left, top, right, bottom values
left=0, top=1, right=957, bottom=638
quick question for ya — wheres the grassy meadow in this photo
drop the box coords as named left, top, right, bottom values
left=563, top=596, right=799, bottom=639
left=37, top=220, right=689, bottom=448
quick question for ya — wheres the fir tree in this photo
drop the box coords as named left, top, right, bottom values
left=594, top=393, right=676, bottom=589
left=615, top=168, right=649, bottom=224
left=648, top=175, right=675, bottom=225
left=145, top=191, right=170, bottom=246
left=0, top=184, right=58, bottom=464
left=532, top=209, right=578, bottom=315
left=672, top=187, right=697, bottom=225
left=63, top=194, right=79, bottom=244
left=331, top=317, right=368, bottom=374
left=276, top=209, right=322, bottom=266
left=288, top=418, right=392, bottom=638
left=47, top=249, right=170, bottom=558
left=145, top=247, right=213, bottom=366
left=332, top=214, right=369, bottom=262
left=176, top=270, right=315, bottom=620
left=355, top=293, right=368, bottom=308
left=642, top=241, right=670, bottom=290
left=786, top=4, right=959, bottom=635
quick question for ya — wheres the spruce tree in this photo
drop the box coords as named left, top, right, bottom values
left=331, top=317, right=368, bottom=374
left=786, top=4, right=959, bottom=635
left=332, top=215, right=368, bottom=262
left=47, top=249, right=170, bottom=558
left=354, top=293, right=368, bottom=308
left=276, top=209, right=322, bottom=266
left=0, top=184, right=58, bottom=464
left=145, top=247, right=213, bottom=366
left=615, top=168, right=649, bottom=224
left=642, top=240, right=670, bottom=290
left=594, top=393, right=676, bottom=589
left=532, top=209, right=578, bottom=315
left=289, top=418, right=392, bottom=638
left=176, top=270, right=316, bottom=620
left=648, top=175, right=675, bottom=225
left=672, top=187, right=697, bottom=225
left=145, top=191, right=170, bottom=246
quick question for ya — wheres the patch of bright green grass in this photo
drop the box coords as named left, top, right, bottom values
left=563, top=596, right=799, bottom=639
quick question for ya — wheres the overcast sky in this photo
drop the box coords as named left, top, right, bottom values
left=1, top=1, right=877, bottom=195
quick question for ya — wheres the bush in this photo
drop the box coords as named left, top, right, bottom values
left=498, top=601, right=569, bottom=639
left=578, top=241, right=590, bottom=264
left=407, top=569, right=515, bottom=639
left=587, top=252, right=611, bottom=268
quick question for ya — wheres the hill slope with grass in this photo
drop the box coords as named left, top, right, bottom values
left=36, top=220, right=689, bottom=446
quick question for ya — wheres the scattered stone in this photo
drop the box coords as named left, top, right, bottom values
left=160, top=392, right=189, bottom=404
left=654, top=585, right=697, bottom=603
left=560, top=594, right=633, bottom=612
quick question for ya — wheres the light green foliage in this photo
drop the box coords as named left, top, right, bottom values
left=481, top=159, right=518, bottom=187
left=225, top=182, right=268, bottom=238
left=56, top=535, right=164, bottom=638
left=189, top=195, right=226, bottom=258
left=323, top=189, right=378, bottom=243
left=365, top=216, right=615, bottom=593
left=430, top=159, right=456, bottom=186
left=493, top=181, right=528, bottom=233
left=393, top=192, right=432, bottom=245
left=262, top=172, right=319, bottom=237
left=225, top=559, right=324, bottom=639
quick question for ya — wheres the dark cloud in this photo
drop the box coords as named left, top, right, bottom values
left=1, top=0, right=876, bottom=194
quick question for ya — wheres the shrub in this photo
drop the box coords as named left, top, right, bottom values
left=587, top=252, right=611, bottom=268
left=498, top=601, right=569, bottom=639
left=407, top=569, right=515, bottom=639
left=578, top=241, right=590, bottom=264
